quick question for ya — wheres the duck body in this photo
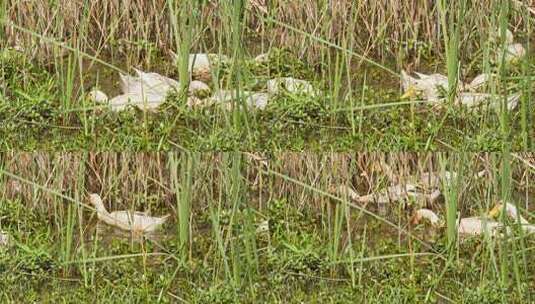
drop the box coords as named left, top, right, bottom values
left=505, top=43, right=526, bottom=64
left=99, top=69, right=181, bottom=111
left=89, top=194, right=169, bottom=233
left=411, top=209, right=441, bottom=227
left=456, top=93, right=520, bottom=110
left=188, top=80, right=211, bottom=98
left=188, top=53, right=211, bottom=76
left=88, top=89, right=109, bottom=103
left=120, top=69, right=179, bottom=97
left=489, top=202, right=535, bottom=233
left=171, top=52, right=228, bottom=82
left=132, top=69, right=180, bottom=94
left=99, top=210, right=169, bottom=233
left=466, top=73, right=491, bottom=91
left=108, top=93, right=165, bottom=111
left=458, top=217, right=508, bottom=237
left=401, top=70, right=451, bottom=102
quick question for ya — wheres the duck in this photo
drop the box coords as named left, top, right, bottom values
left=187, top=53, right=212, bottom=81
left=411, top=209, right=441, bottom=227
left=120, top=69, right=180, bottom=97
left=188, top=80, right=211, bottom=98
left=458, top=216, right=508, bottom=237
left=458, top=201, right=535, bottom=237
left=410, top=208, right=443, bottom=241
left=400, top=70, right=452, bottom=102
left=456, top=92, right=520, bottom=110
left=490, top=29, right=515, bottom=45
left=490, top=29, right=526, bottom=64
left=88, top=89, right=109, bottom=103
left=107, top=92, right=166, bottom=112
left=401, top=69, right=519, bottom=110
left=171, top=52, right=228, bottom=82
left=465, top=73, right=492, bottom=91
left=88, top=193, right=170, bottom=234
left=98, top=69, right=181, bottom=111
left=406, top=208, right=509, bottom=237
left=505, top=43, right=526, bottom=64
left=335, top=185, right=361, bottom=202
left=489, top=201, right=535, bottom=233
left=254, top=53, right=270, bottom=64
left=339, top=183, right=422, bottom=204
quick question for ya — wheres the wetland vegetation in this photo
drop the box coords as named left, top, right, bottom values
left=1, top=1, right=534, bottom=150
left=1, top=152, right=535, bottom=302
left=2, top=0, right=535, bottom=303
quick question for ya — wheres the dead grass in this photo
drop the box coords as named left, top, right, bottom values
left=2, top=152, right=534, bottom=216
left=3, top=0, right=533, bottom=63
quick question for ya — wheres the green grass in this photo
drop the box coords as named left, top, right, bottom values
left=1, top=194, right=533, bottom=303
left=1, top=152, right=535, bottom=303
left=0, top=46, right=533, bottom=151
left=1, top=0, right=535, bottom=151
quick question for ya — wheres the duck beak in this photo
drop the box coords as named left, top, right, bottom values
left=488, top=203, right=503, bottom=218
left=401, top=86, right=417, bottom=100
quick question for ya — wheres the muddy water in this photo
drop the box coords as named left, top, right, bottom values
left=74, top=48, right=405, bottom=102
left=75, top=186, right=534, bottom=259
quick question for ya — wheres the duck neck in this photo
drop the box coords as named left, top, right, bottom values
left=91, top=195, right=110, bottom=216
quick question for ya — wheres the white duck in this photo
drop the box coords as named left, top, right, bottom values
left=107, top=93, right=167, bottom=111
left=458, top=217, right=508, bottom=237
left=188, top=80, right=211, bottom=98
left=505, top=43, right=526, bottom=64
left=338, top=183, right=427, bottom=204
left=456, top=92, right=520, bottom=110
left=188, top=53, right=212, bottom=79
left=489, top=202, right=535, bottom=233
left=465, top=73, right=492, bottom=91
left=401, top=70, right=453, bottom=102
left=120, top=69, right=179, bottom=97
left=88, top=89, right=109, bottom=103
left=89, top=193, right=170, bottom=234
left=491, top=29, right=526, bottom=64
left=411, top=209, right=441, bottom=227
left=100, top=69, right=181, bottom=111
left=171, top=52, right=228, bottom=82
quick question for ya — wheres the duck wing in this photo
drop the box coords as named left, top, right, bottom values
left=120, top=74, right=144, bottom=95
left=107, top=211, right=168, bottom=232
left=131, top=213, right=169, bottom=232
left=134, top=69, right=180, bottom=94
left=108, top=93, right=166, bottom=111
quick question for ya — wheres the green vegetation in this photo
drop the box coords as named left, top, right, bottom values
left=1, top=0, right=535, bottom=301
left=1, top=1, right=534, bottom=151
left=0, top=46, right=533, bottom=151
left=1, top=153, right=534, bottom=302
